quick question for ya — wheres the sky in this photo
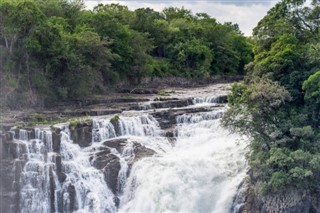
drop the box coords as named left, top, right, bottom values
left=84, top=0, right=280, bottom=36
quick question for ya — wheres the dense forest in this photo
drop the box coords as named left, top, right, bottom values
left=222, top=0, right=320, bottom=204
left=0, top=0, right=252, bottom=109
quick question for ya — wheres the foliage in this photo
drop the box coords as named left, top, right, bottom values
left=0, top=0, right=252, bottom=109
left=223, top=0, right=320, bottom=195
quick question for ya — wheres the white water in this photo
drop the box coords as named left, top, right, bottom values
left=16, top=94, right=247, bottom=213
left=119, top=110, right=247, bottom=213
left=19, top=128, right=56, bottom=213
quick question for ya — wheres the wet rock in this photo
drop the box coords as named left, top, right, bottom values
left=90, top=147, right=121, bottom=194
left=66, top=184, right=77, bottom=211
left=132, top=142, right=156, bottom=163
left=63, top=109, right=123, bottom=117
left=151, top=106, right=222, bottom=129
left=70, top=121, right=93, bottom=147
left=164, top=128, right=177, bottom=138
left=103, top=157, right=121, bottom=194
left=55, top=155, right=66, bottom=182
left=0, top=135, right=26, bottom=213
left=52, top=127, right=61, bottom=152
left=103, top=139, right=127, bottom=153
left=90, top=138, right=156, bottom=194
left=215, top=95, right=228, bottom=103
left=113, top=196, right=120, bottom=207
left=150, top=99, right=193, bottom=109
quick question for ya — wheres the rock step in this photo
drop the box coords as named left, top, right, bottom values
left=151, top=105, right=225, bottom=129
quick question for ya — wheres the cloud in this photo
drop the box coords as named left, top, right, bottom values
left=84, top=0, right=278, bottom=36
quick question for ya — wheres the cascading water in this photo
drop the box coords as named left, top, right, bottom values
left=14, top=90, right=247, bottom=213
left=19, top=128, right=57, bottom=213
left=118, top=110, right=247, bottom=213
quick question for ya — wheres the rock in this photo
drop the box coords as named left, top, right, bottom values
left=55, top=154, right=66, bottom=182
left=120, top=88, right=158, bottom=94
left=151, top=105, right=223, bottom=129
left=132, top=142, right=156, bottom=163
left=90, top=147, right=121, bottom=194
left=103, top=138, right=127, bottom=153
left=150, top=99, right=193, bottom=109
left=70, top=121, right=93, bottom=147
left=237, top=179, right=320, bottom=213
left=0, top=135, right=27, bottom=213
left=215, top=95, right=228, bottom=103
left=90, top=138, right=156, bottom=195
left=66, top=184, right=77, bottom=211
left=103, top=157, right=121, bottom=194
left=52, top=127, right=61, bottom=152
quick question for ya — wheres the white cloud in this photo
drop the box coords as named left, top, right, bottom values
left=84, top=0, right=279, bottom=36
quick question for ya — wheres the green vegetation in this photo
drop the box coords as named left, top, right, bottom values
left=110, top=115, right=120, bottom=123
left=0, top=0, right=252, bottom=109
left=69, top=117, right=92, bottom=130
left=222, top=0, right=320, bottom=195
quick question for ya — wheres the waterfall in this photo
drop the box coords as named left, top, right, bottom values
left=192, top=96, right=221, bottom=105
left=19, top=128, right=55, bottom=213
left=15, top=89, right=247, bottom=213
left=119, top=110, right=247, bottom=213
left=58, top=128, right=117, bottom=213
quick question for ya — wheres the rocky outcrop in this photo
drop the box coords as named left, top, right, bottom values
left=120, top=88, right=159, bottom=94
left=0, top=132, right=27, bottom=213
left=70, top=121, right=93, bottom=147
left=90, top=138, right=156, bottom=195
left=235, top=179, right=320, bottom=213
left=151, top=105, right=223, bottom=129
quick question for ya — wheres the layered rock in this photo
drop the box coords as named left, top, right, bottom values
left=90, top=138, right=156, bottom=195
left=0, top=132, right=27, bottom=213
left=234, top=179, right=320, bottom=213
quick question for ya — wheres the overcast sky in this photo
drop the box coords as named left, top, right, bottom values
left=84, top=0, right=280, bottom=36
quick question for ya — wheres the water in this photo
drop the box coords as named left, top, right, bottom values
left=118, top=111, right=247, bottom=213
left=15, top=93, right=247, bottom=213
left=19, top=128, right=55, bottom=213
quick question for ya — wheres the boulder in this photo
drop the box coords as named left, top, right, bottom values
left=70, top=121, right=93, bottom=147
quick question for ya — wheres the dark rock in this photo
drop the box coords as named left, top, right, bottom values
left=90, top=145, right=121, bottom=194
left=92, top=150, right=114, bottom=170
left=52, top=128, right=61, bottom=152
left=113, top=196, right=120, bottom=207
left=103, top=139, right=127, bottom=153
left=70, top=121, right=93, bottom=147
left=237, top=179, right=320, bottom=213
left=0, top=134, right=27, bottom=213
left=154, top=97, right=179, bottom=101
left=66, top=184, right=77, bottom=211
left=151, top=105, right=223, bottom=129
left=120, top=88, right=158, bottom=94
left=103, top=156, right=121, bottom=194
left=110, top=118, right=121, bottom=137
left=90, top=138, right=156, bottom=195
left=55, top=154, right=66, bottom=182
left=132, top=142, right=156, bottom=163
left=215, top=95, right=228, bottom=103
left=150, top=99, right=193, bottom=109
left=165, top=129, right=177, bottom=138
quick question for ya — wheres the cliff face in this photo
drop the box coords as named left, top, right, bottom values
left=0, top=132, right=26, bottom=213
left=235, top=179, right=320, bottom=213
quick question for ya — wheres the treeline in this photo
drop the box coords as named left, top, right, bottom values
left=223, top=0, right=320, bottom=200
left=0, top=0, right=252, bottom=108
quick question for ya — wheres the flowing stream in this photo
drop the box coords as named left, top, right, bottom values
left=13, top=90, right=247, bottom=213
